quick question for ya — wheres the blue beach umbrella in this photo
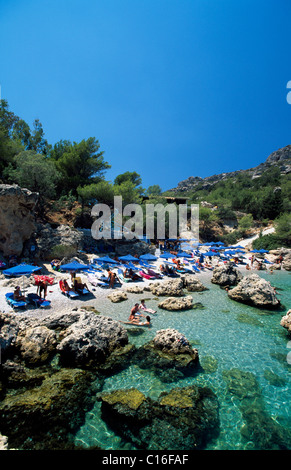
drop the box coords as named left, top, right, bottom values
left=94, top=256, right=119, bottom=264
left=60, top=261, right=90, bottom=271
left=3, top=264, right=41, bottom=277
left=139, top=253, right=157, bottom=261
left=160, top=252, right=176, bottom=259
left=176, top=251, right=193, bottom=258
left=204, top=251, right=219, bottom=256
left=118, top=254, right=138, bottom=262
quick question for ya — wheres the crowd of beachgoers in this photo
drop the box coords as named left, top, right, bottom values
left=0, top=239, right=287, bottom=323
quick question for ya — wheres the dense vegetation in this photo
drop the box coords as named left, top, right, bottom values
left=0, top=99, right=290, bottom=248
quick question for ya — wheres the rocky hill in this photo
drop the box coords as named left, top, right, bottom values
left=169, top=145, right=291, bottom=193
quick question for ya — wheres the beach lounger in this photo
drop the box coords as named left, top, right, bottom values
left=26, top=293, right=51, bottom=308
left=5, top=292, right=28, bottom=309
left=59, top=280, right=79, bottom=298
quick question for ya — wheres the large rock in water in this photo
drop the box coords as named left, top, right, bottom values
left=133, top=328, right=199, bottom=382
left=211, top=263, right=243, bottom=286
left=100, top=384, right=219, bottom=450
left=227, top=274, right=280, bottom=309
left=149, top=278, right=184, bottom=296
left=280, top=309, right=291, bottom=333
left=158, top=295, right=194, bottom=311
left=0, top=184, right=38, bottom=256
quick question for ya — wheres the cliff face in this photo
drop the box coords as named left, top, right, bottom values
left=0, top=184, right=38, bottom=256
left=169, top=145, right=291, bottom=193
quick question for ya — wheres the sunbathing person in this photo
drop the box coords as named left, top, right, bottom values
left=13, top=286, right=26, bottom=301
left=51, top=259, right=61, bottom=270
left=121, top=314, right=151, bottom=327
left=62, top=279, right=70, bottom=292
left=73, top=277, right=89, bottom=293
left=139, top=299, right=157, bottom=314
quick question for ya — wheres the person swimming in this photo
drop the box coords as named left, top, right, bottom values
left=139, top=299, right=157, bottom=314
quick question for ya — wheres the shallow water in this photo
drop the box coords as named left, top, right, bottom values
left=75, top=270, right=291, bottom=450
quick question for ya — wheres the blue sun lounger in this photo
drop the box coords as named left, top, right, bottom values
left=26, top=293, right=51, bottom=308
left=5, top=292, right=28, bottom=309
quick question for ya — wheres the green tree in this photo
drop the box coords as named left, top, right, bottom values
left=274, top=213, right=291, bottom=240
left=5, top=150, right=60, bottom=199
left=54, top=137, right=110, bottom=195
left=77, top=181, right=115, bottom=207
left=27, top=119, right=50, bottom=155
left=114, top=180, right=142, bottom=205
left=146, top=184, right=162, bottom=196
left=238, top=214, right=254, bottom=233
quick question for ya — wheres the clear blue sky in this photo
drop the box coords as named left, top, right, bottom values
left=1, top=0, right=291, bottom=191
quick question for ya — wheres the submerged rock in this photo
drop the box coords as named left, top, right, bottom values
left=100, top=384, right=219, bottom=450
left=222, top=367, right=291, bottom=449
left=227, top=274, right=281, bottom=309
left=0, top=368, right=95, bottom=450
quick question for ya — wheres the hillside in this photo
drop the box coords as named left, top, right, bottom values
left=165, top=145, right=291, bottom=248
left=168, top=145, right=291, bottom=193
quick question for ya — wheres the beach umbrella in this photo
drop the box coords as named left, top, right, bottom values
left=204, top=251, right=219, bottom=256
left=94, top=256, right=119, bottom=264
left=3, top=264, right=41, bottom=277
left=60, top=261, right=90, bottom=271
left=180, top=243, right=193, bottom=251
left=176, top=251, right=192, bottom=258
left=118, top=254, right=138, bottom=262
left=257, top=249, right=269, bottom=253
left=160, top=252, right=176, bottom=259
left=139, top=253, right=157, bottom=261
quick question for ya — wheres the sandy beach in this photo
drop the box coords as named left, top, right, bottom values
left=0, top=250, right=278, bottom=320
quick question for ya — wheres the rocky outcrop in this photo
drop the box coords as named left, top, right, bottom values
left=181, top=274, right=208, bottom=292
left=158, top=295, right=194, bottom=311
left=148, top=278, right=184, bottom=296
left=211, top=263, right=243, bottom=286
left=0, top=367, right=95, bottom=450
left=107, top=291, right=128, bottom=302
left=35, top=224, right=84, bottom=260
left=280, top=309, right=291, bottom=334
left=227, top=274, right=280, bottom=309
left=100, top=384, right=219, bottom=450
left=0, top=310, right=130, bottom=370
left=0, top=184, right=38, bottom=256
left=169, top=145, right=291, bottom=193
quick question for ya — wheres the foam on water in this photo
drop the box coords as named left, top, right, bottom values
left=75, top=270, right=291, bottom=450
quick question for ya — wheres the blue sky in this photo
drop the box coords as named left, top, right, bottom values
left=1, top=0, right=291, bottom=191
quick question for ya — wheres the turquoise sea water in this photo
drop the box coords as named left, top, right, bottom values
left=75, top=270, right=291, bottom=450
